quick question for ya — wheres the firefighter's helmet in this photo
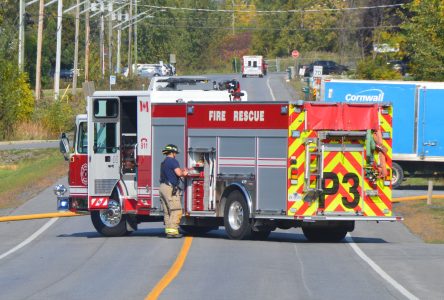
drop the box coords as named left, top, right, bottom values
left=162, top=144, right=180, bottom=154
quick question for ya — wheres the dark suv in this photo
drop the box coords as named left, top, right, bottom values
left=304, top=60, right=349, bottom=76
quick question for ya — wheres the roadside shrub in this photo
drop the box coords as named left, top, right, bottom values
left=355, top=57, right=403, bottom=80
left=41, top=97, right=75, bottom=137
left=0, top=59, right=34, bottom=140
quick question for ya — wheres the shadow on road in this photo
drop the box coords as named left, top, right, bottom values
left=58, top=228, right=387, bottom=244
left=57, top=228, right=165, bottom=239
left=347, top=236, right=387, bottom=244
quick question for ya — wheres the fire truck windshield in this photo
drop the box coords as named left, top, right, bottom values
left=77, top=122, right=87, bottom=154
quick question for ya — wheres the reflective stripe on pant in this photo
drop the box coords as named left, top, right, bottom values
left=165, top=228, right=180, bottom=235
left=159, top=183, right=182, bottom=233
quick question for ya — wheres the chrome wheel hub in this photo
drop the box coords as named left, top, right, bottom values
left=100, top=199, right=122, bottom=227
left=392, top=171, right=398, bottom=184
left=228, top=201, right=243, bottom=231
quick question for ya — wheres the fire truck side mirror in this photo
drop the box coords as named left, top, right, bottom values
left=59, top=133, right=70, bottom=161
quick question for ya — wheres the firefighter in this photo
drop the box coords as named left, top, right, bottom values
left=159, top=144, right=188, bottom=238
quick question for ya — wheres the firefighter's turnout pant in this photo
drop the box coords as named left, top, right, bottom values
left=159, top=183, right=182, bottom=235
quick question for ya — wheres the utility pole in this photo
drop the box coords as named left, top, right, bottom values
left=117, top=11, right=122, bottom=74
left=84, top=0, right=90, bottom=81
left=134, top=0, right=137, bottom=67
left=18, top=0, right=25, bottom=72
left=100, top=2, right=105, bottom=79
left=231, top=0, right=235, bottom=35
left=35, top=0, right=45, bottom=102
left=128, top=0, right=133, bottom=77
left=54, top=0, right=63, bottom=100
left=108, top=1, right=113, bottom=75
left=72, top=0, right=80, bottom=96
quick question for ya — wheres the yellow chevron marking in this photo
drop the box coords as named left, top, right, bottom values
left=323, top=151, right=364, bottom=213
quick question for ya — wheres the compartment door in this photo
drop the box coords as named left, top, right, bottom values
left=418, top=88, right=444, bottom=157
left=320, top=144, right=364, bottom=215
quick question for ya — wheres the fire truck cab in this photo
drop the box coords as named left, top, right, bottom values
left=57, top=91, right=399, bottom=241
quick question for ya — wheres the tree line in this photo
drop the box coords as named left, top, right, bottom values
left=0, top=0, right=443, bottom=139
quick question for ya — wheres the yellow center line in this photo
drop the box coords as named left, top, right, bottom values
left=146, top=236, right=193, bottom=300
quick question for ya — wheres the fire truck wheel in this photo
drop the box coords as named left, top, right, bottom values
left=91, top=199, right=130, bottom=237
left=302, top=227, right=347, bottom=242
left=224, top=190, right=252, bottom=240
left=391, top=162, right=404, bottom=189
left=180, top=225, right=218, bottom=236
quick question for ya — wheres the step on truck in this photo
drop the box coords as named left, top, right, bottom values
left=322, top=79, right=444, bottom=188
left=55, top=91, right=400, bottom=242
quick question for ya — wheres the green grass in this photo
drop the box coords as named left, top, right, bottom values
left=402, top=176, right=444, bottom=187
left=0, top=148, right=67, bottom=210
left=396, top=199, right=444, bottom=243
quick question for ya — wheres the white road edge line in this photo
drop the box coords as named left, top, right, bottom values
left=346, top=234, right=418, bottom=300
left=0, top=217, right=58, bottom=260
left=267, top=76, right=276, bottom=101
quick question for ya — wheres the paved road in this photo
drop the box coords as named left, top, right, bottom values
left=1, top=73, right=444, bottom=299
left=1, top=179, right=443, bottom=299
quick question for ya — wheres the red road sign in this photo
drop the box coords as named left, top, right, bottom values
left=291, top=50, right=299, bottom=58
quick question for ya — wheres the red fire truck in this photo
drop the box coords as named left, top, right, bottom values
left=56, top=91, right=400, bottom=241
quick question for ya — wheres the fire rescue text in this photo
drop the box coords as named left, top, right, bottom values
left=209, top=110, right=265, bottom=122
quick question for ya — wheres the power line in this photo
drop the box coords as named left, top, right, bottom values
left=138, top=3, right=404, bottom=14
left=138, top=22, right=400, bottom=32
left=20, top=10, right=401, bottom=32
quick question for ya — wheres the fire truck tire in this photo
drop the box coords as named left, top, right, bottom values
left=223, top=190, right=251, bottom=240
left=391, top=162, right=404, bottom=189
left=180, top=225, right=218, bottom=236
left=302, top=227, right=347, bottom=242
left=91, top=199, right=130, bottom=237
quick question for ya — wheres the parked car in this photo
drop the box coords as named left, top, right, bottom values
left=303, top=60, right=349, bottom=77
left=158, top=64, right=170, bottom=76
left=138, top=64, right=162, bottom=78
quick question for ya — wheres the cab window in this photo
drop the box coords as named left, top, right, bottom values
left=77, top=122, right=88, bottom=154
left=94, top=123, right=117, bottom=154
left=94, top=98, right=118, bottom=118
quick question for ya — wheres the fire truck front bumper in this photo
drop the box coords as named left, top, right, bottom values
left=54, top=184, right=69, bottom=211
left=54, top=184, right=88, bottom=212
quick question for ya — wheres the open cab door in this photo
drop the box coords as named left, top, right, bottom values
left=87, top=97, right=121, bottom=209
